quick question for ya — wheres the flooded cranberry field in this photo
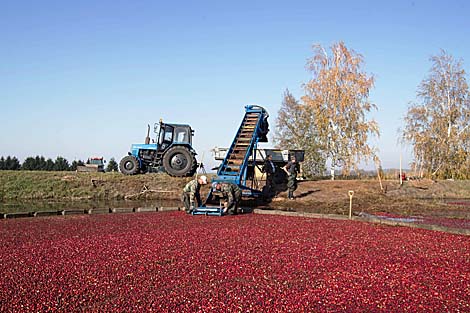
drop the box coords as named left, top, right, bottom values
left=1, top=211, right=469, bottom=312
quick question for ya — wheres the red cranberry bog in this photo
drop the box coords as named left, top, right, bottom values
left=1, top=211, right=469, bottom=312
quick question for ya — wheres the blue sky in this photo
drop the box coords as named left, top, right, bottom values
left=1, top=0, right=469, bottom=170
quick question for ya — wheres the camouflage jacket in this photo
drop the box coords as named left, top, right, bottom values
left=183, top=179, right=201, bottom=200
left=220, top=183, right=242, bottom=206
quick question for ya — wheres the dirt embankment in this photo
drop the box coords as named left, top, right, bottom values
left=268, top=179, right=470, bottom=219
left=1, top=171, right=469, bottom=218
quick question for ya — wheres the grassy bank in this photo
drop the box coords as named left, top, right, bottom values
left=0, top=171, right=193, bottom=201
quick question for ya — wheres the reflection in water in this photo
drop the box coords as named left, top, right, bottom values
left=358, top=212, right=422, bottom=223
left=0, top=199, right=182, bottom=214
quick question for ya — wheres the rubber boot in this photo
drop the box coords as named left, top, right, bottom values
left=188, top=201, right=195, bottom=214
left=288, top=190, right=294, bottom=200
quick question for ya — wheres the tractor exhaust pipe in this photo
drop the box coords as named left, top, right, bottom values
left=145, top=124, right=151, bottom=144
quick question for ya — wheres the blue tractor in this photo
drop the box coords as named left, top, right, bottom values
left=119, top=120, right=198, bottom=177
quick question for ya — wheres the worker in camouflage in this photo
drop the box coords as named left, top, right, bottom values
left=182, top=175, right=208, bottom=213
left=283, top=155, right=300, bottom=200
left=213, top=182, right=242, bottom=215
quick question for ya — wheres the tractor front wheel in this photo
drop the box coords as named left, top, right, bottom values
left=119, top=155, right=140, bottom=175
left=162, top=146, right=197, bottom=177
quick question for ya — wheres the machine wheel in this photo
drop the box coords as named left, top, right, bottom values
left=119, top=155, right=140, bottom=175
left=162, top=146, right=197, bottom=177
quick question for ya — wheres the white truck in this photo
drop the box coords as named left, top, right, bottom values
left=77, top=157, right=105, bottom=173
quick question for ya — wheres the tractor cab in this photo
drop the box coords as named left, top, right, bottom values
left=155, top=121, right=194, bottom=152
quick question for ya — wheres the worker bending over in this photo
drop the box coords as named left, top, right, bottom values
left=182, top=175, right=208, bottom=213
left=212, top=182, right=242, bottom=215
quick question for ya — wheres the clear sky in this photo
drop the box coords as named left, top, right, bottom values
left=1, top=0, right=469, bottom=171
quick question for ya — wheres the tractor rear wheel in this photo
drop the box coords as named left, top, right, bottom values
left=119, top=155, right=140, bottom=175
left=162, top=146, right=197, bottom=177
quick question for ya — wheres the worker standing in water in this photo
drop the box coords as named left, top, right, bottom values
left=283, top=155, right=300, bottom=200
left=182, top=175, right=208, bottom=213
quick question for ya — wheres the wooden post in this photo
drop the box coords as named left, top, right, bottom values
left=348, top=190, right=354, bottom=219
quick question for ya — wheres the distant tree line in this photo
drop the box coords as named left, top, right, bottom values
left=0, top=156, right=119, bottom=172
left=0, top=156, right=21, bottom=170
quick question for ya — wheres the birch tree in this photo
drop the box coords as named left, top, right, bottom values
left=402, top=50, right=470, bottom=179
left=302, top=42, right=379, bottom=177
left=274, top=89, right=325, bottom=177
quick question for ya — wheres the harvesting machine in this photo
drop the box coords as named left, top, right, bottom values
left=192, top=105, right=269, bottom=215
